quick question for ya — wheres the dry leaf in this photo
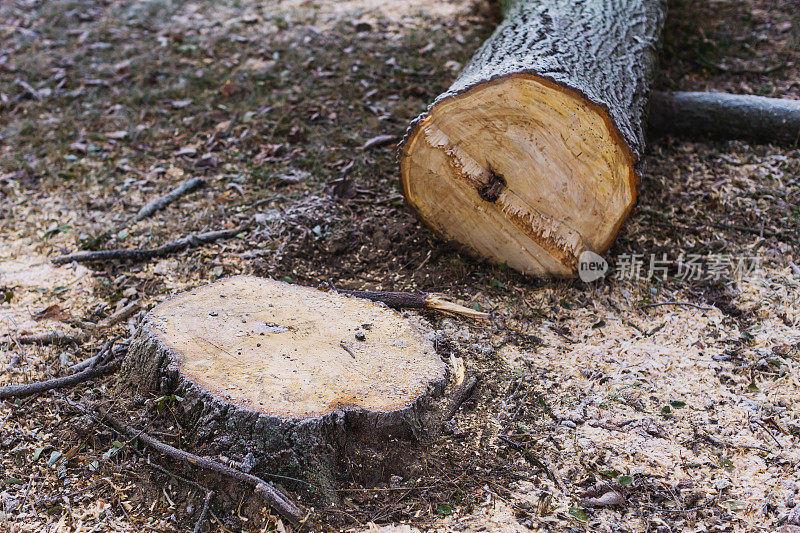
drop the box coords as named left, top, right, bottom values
left=33, top=304, right=70, bottom=322
left=362, top=134, right=397, bottom=149
left=219, top=80, right=236, bottom=98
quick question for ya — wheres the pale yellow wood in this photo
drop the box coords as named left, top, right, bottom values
left=401, top=74, right=636, bottom=277
left=145, top=276, right=445, bottom=418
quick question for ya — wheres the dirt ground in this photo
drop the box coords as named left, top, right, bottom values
left=1, top=0, right=799, bottom=531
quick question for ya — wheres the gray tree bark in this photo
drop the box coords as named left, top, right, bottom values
left=649, top=91, right=800, bottom=146
left=404, top=0, right=667, bottom=169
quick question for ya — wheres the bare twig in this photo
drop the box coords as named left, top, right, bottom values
left=2, top=354, right=22, bottom=375
left=8, top=302, right=140, bottom=348
left=751, top=420, right=784, bottom=449
left=497, top=434, right=563, bottom=490
left=135, top=178, right=205, bottom=221
left=97, top=409, right=306, bottom=526
left=442, top=374, right=478, bottom=422
left=0, top=359, right=120, bottom=400
left=57, top=337, right=123, bottom=374
left=192, top=490, right=214, bottom=533
left=16, top=331, right=85, bottom=345
left=0, top=340, right=120, bottom=400
left=640, top=302, right=714, bottom=311
left=52, top=224, right=249, bottom=265
left=361, top=134, right=397, bottom=149
left=61, top=399, right=217, bottom=532
left=339, top=341, right=356, bottom=359
left=84, top=178, right=208, bottom=248
left=98, top=302, right=141, bottom=329
left=67, top=356, right=98, bottom=374
left=334, top=288, right=489, bottom=319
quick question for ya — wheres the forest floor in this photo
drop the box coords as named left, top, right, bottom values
left=1, top=0, right=799, bottom=531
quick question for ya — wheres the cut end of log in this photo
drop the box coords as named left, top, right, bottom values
left=139, top=275, right=446, bottom=419
left=401, top=74, right=637, bottom=277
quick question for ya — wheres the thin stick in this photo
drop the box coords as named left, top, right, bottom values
left=640, top=302, right=714, bottom=311
left=339, top=341, right=356, bottom=359
left=52, top=224, right=249, bottom=265
left=0, top=359, right=120, bottom=400
left=0, top=340, right=118, bottom=400
left=337, top=289, right=489, bottom=319
left=98, top=302, right=141, bottom=329
left=97, top=409, right=305, bottom=526
left=9, top=303, right=139, bottom=348
left=497, top=434, right=564, bottom=490
left=62, top=399, right=218, bottom=532
left=67, top=356, right=98, bottom=374
left=16, top=331, right=84, bottom=345
left=442, top=374, right=478, bottom=422
left=2, top=354, right=22, bottom=375
left=192, top=490, right=214, bottom=533
left=136, top=178, right=205, bottom=221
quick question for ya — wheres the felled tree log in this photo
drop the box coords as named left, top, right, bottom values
left=649, top=91, right=800, bottom=146
left=400, top=0, right=666, bottom=277
left=117, top=276, right=456, bottom=503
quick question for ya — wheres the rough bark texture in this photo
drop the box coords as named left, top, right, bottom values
left=650, top=91, right=800, bottom=146
left=116, top=276, right=455, bottom=503
left=410, top=0, right=665, bottom=162
left=400, top=0, right=666, bottom=277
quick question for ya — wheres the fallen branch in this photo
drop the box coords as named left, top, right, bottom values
left=67, top=355, right=99, bottom=374
left=136, top=177, right=206, bottom=221
left=62, top=398, right=219, bottom=532
left=98, top=301, right=141, bottom=329
left=7, top=303, right=139, bottom=347
left=0, top=340, right=121, bottom=400
left=16, top=331, right=85, bottom=345
left=0, top=338, right=122, bottom=400
left=192, top=490, right=214, bottom=533
left=650, top=91, right=800, bottom=146
left=97, top=409, right=306, bottom=526
left=84, top=178, right=208, bottom=248
left=336, top=289, right=489, bottom=319
left=2, top=354, right=22, bottom=375
left=52, top=224, right=249, bottom=265
left=496, top=434, right=563, bottom=490
left=442, top=374, right=478, bottom=422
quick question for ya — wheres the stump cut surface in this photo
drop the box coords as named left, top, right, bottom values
left=144, top=276, right=445, bottom=419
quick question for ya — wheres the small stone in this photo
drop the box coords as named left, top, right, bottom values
left=355, top=331, right=366, bottom=341
left=209, top=311, right=218, bottom=316
left=789, top=503, right=800, bottom=525
left=560, top=420, right=577, bottom=429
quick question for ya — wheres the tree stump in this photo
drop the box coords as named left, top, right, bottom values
left=400, top=0, right=666, bottom=277
left=118, top=276, right=452, bottom=502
